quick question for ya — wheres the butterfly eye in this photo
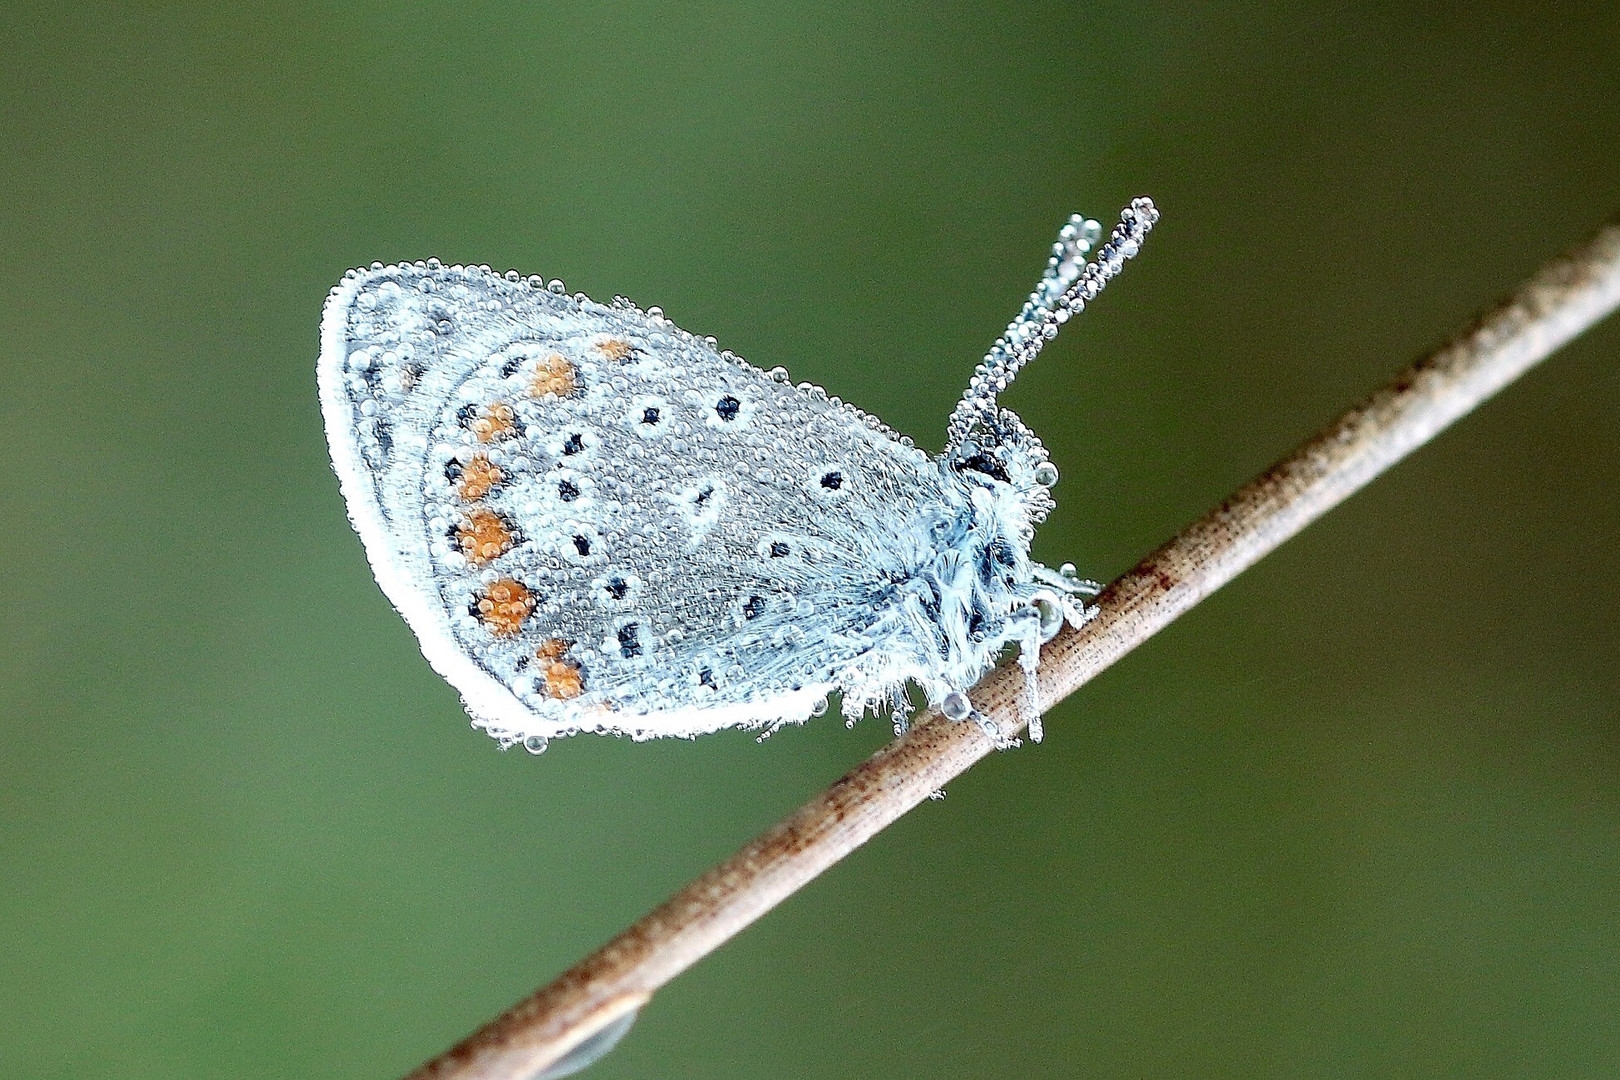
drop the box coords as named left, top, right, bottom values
left=958, top=452, right=1010, bottom=483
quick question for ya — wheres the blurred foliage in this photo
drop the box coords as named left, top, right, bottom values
left=2, top=3, right=1617, bottom=1078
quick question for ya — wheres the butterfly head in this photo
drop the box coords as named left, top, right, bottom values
left=940, top=196, right=1157, bottom=525
left=944, top=407, right=1058, bottom=529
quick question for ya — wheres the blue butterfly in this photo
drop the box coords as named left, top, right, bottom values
left=318, top=198, right=1156, bottom=750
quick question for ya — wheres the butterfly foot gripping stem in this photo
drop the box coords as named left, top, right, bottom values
left=1017, top=646, right=1045, bottom=744
left=977, top=710, right=1022, bottom=751
left=941, top=690, right=1021, bottom=750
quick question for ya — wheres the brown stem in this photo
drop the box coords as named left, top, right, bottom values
left=404, top=210, right=1620, bottom=1080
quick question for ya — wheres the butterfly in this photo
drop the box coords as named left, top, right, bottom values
left=318, top=198, right=1156, bottom=751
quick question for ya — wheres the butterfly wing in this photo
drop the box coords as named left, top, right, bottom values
left=318, top=262, right=950, bottom=742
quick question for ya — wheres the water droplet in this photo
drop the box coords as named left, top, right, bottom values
left=535, top=1007, right=639, bottom=1079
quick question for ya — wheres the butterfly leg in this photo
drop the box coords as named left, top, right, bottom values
left=1005, top=604, right=1048, bottom=743
left=890, top=685, right=912, bottom=736
left=1020, top=641, right=1045, bottom=743
left=975, top=708, right=1022, bottom=750
left=940, top=689, right=1020, bottom=749
left=1031, top=561, right=1102, bottom=597
left=1031, top=562, right=1102, bottom=628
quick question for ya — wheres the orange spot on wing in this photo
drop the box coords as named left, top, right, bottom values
left=457, top=508, right=515, bottom=566
left=536, top=639, right=583, bottom=699
left=476, top=578, right=533, bottom=636
left=470, top=402, right=517, bottom=443
left=596, top=338, right=633, bottom=362
left=531, top=353, right=577, bottom=399
left=454, top=453, right=503, bottom=500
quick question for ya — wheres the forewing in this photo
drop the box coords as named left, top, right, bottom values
left=318, top=262, right=946, bottom=741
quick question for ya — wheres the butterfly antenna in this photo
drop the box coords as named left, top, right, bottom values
left=946, top=197, right=1158, bottom=452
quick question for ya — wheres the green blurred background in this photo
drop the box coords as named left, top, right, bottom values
left=3, top=3, right=1618, bottom=1078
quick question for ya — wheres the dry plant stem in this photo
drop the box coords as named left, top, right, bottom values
left=406, top=212, right=1620, bottom=1080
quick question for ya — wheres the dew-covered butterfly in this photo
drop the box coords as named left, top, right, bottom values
left=318, top=198, right=1156, bottom=751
